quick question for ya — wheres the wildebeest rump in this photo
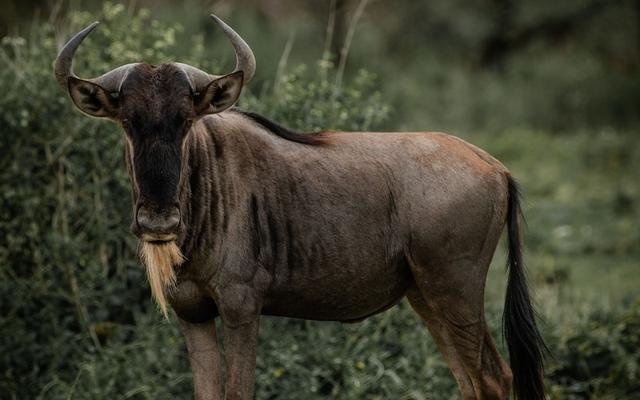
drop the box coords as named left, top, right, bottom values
left=54, top=15, right=547, bottom=400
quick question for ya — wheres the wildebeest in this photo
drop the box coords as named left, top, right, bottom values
left=54, top=15, right=547, bottom=400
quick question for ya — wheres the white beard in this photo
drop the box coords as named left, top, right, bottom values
left=139, top=241, right=185, bottom=318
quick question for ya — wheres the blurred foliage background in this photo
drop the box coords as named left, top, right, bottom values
left=1, top=0, right=639, bottom=399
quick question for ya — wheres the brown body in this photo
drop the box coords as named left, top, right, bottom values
left=170, top=112, right=507, bottom=326
left=153, top=112, right=524, bottom=400
left=55, top=17, right=547, bottom=400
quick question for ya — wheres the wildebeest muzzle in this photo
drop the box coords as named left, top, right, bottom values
left=134, top=205, right=181, bottom=242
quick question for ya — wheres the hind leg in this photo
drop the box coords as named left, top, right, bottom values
left=407, top=287, right=476, bottom=397
left=407, top=262, right=512, bottom=400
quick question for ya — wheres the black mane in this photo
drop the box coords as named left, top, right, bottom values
left=233, top=109, right=328, bottom=145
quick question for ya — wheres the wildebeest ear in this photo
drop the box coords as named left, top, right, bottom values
left=68, top=77, right=119, bottom=118
left=194, top=70, right=244, bottom=115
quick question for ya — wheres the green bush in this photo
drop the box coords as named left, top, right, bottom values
left=548, top=301, right=640, bottom=399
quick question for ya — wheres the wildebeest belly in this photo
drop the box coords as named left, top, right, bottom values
left=261, top=255, right=413, bottom=321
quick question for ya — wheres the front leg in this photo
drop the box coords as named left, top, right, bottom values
left=223, top=318, right=260, bottom=399
left=179, top=318, right=223, bottom=400
left=216, top=283, right=263, bottom=400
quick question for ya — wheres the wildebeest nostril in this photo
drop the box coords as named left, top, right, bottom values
left=136, top=206, right=181, bottom=234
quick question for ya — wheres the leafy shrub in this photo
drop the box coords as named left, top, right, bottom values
left=243, top=65, right=389, bottom=132
left=548, top=301, right=640, bottom=399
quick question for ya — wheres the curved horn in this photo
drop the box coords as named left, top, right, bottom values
left=54, top=22, right=137, bottom=92
left=175, top=15, right=256, bottom=91
left=210, top=14, right=256, bottom=84
left=54, top=21, right=99, bottom=87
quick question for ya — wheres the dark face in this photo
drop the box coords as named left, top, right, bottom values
left=119, top=64, right=194, bottom=242
left=66, top=62, right=244, bottom=243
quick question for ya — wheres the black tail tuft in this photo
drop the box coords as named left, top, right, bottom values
left=504, top=176, right=548, bottom=400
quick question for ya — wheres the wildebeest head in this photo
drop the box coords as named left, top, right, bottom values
left=54, top=15, right=254, bottom=243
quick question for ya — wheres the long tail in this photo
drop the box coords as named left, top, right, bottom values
left=504, top=176, right=548, bottom=400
